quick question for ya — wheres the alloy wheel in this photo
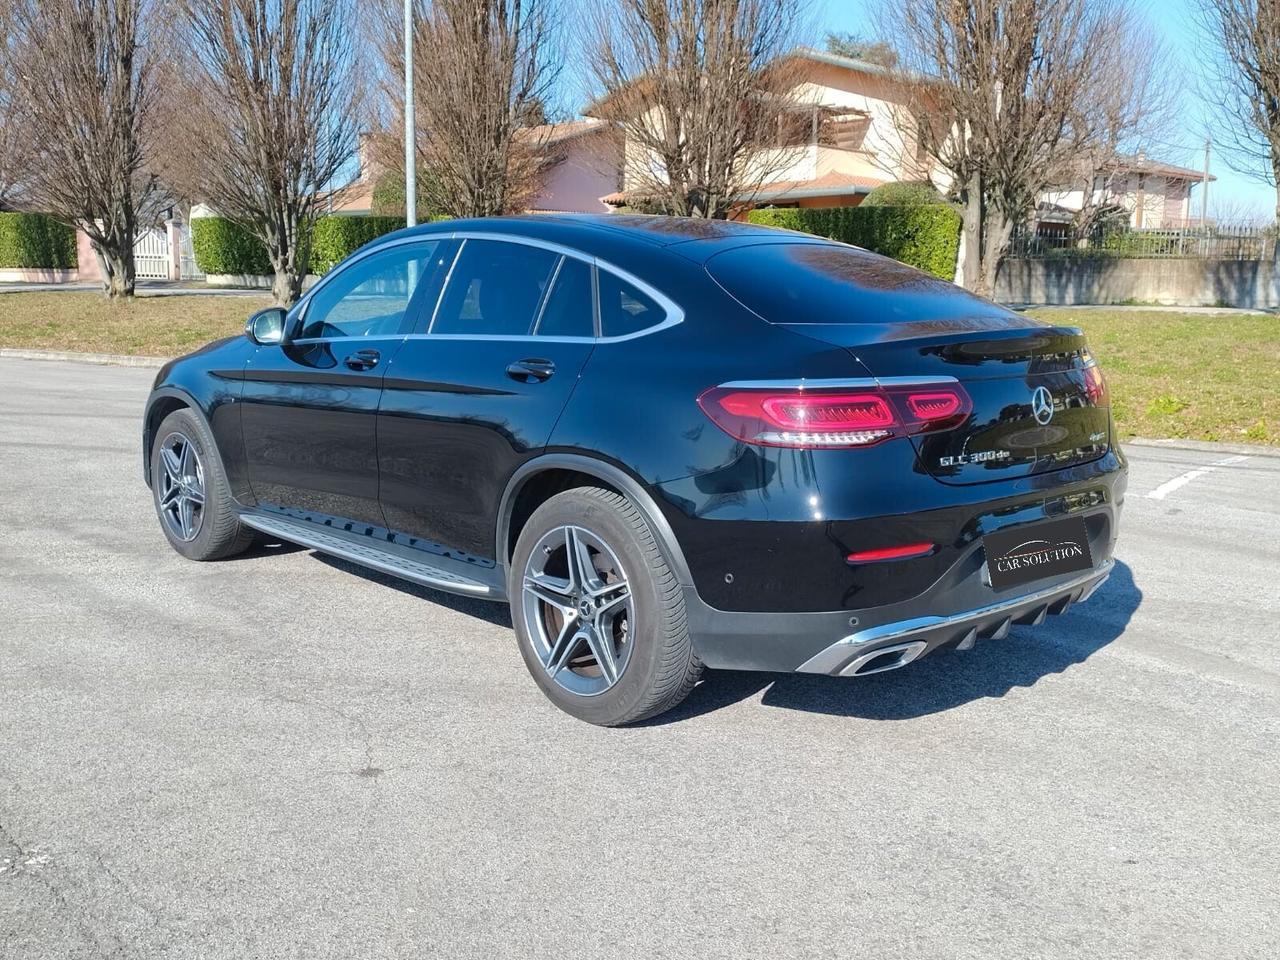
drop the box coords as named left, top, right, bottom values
left=157, top=431, right=206, bottom=542
left=521, top=524, right=634, bottom=697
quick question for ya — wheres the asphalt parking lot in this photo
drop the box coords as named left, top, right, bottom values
left=2, top=357, right=1278, bottom=959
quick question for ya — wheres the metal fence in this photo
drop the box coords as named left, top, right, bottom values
left=133, top=227, right=172, bottom=279
left=1009, top=223, right=1275, bottom=261
left=179, top=222, right=204, bottom=281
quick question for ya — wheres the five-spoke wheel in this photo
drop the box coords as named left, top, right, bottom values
left=510, top=486, right=702, bottom=725
left=157, top=431, right=206, bottom=542
left=521, top=524, right=634, bottom=696
left=150, top=408, right=253, bottom=561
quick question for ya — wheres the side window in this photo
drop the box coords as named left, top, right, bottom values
left=598, top=270, right=664, bottom=338
left=534, top=256, right=595, bottom=338
left=299, top=241, right=444, bottom=340
left=431, top=239, right=558, bottom=336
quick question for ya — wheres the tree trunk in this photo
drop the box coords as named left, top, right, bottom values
left=976, top=210, right=1014, bottom=301
left=95, top=242, right=136, bottom=299
left=271, top=265, right=303, bottom=307
left=959, top=174, right=984, bottom=294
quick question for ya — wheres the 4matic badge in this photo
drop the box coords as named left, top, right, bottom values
left=938, top=449, right=1011, bottom=467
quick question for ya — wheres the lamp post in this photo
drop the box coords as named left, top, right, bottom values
left=404, top=0, right=416, bottom=227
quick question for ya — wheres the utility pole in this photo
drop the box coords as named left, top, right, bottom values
left=404, top=0, right=416, bottom=227
left=1202, top=138, right=1211, bottom=227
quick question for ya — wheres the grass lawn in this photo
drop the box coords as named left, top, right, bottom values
left=0, top=293, right=1275, bottom=446
left=0, top=292, right=270, bottom=358
left=1028, top=308, right=1280, bottom=447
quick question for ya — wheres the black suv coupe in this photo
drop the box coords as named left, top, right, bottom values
left=143, top=215, right=1125, bottom=725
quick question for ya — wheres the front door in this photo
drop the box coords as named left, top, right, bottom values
left=240, top=238, right=455, bottom=526
left=377, top=237, right=598, bottom=561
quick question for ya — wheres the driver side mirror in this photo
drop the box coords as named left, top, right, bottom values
left=246, top=307, right=286, bottom=346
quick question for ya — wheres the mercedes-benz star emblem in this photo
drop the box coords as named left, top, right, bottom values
left=1031, top=386, right=1054, bottom=425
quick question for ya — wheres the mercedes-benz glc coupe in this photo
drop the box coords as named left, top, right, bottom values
left=143, top=215, right=1125, bottom=725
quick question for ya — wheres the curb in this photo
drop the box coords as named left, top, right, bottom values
left=1124, top=437, right=1280, bottom=459
left=0, top=348, right=169, bottom=368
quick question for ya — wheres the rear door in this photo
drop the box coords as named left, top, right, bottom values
left=376, top=237, right=597, bottom=561
left=239, top=238, right=453, bottom=525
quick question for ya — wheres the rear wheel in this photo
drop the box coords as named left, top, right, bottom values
left=509, top=486, right=702, bottom=725
left=150, top=408, right=253, bottom=561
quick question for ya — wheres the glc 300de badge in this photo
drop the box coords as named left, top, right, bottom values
left=1032, top=385, right=1054, bottom=425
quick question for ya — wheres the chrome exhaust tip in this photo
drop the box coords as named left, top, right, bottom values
left=839, top=640, right=929, bottom=677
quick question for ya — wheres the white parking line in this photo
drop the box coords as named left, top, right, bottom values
left=1146, top=455, right=1250, bottom=501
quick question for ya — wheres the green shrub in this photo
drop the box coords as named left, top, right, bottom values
left=191, top=217, right=272, bottom=275
left=310, top=216, right=405, bottom=274
left=0, top=213, right=77, bottom=269
left=747, top=204, right=962, bottom=279
left=860, top=180, right=946, bottom=208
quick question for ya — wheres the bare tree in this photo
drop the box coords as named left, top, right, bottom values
left=175, top=0, right=363, bottom=305
left=372, top=0, right=560, bottom=219
left=0, top=3, right=30, bottom=210
left=6, top=0, right=170, bottom=296
left=1197, top=0, right=1280, bottom=220
left=880, top=0, right=1168, bottom=296
left=584, top=0, right=813, bottom=219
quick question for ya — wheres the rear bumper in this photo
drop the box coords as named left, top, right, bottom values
left=682, top=496, right=1120, bottom=673
left=794, top=560, right=1111, bottom=676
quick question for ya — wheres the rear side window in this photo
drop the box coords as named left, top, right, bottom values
left=706, top=241, right=976, bottom=324
left=432, top=239, right=559, bottom=336
left=598, top=270, right=664, bottom=338
left=535, top=256, right=595, bottom=338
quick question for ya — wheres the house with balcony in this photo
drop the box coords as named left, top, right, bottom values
left=1038, top=153, right=1214, bottom=231
left=592, top=47, right=926, bottom=212
left=564, top=47, right=1208, bottom=227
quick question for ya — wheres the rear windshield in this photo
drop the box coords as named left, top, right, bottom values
left=706, top=241, right=992, bottom=325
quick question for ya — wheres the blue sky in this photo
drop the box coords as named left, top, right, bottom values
left=812, top=0, right=1277, bottom=219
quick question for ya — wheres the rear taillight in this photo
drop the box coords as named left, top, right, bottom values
left=697, top=381, right=973, bottom=449
left=1083, top=362, right=1109, bottom=406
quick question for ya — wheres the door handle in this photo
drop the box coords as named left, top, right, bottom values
left=506, top=358, right=556, bottom=383
left=345, top=348, right=381, bottom=371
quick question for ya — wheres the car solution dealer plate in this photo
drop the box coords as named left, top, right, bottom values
left=982, top=515, right=1094, bottom=591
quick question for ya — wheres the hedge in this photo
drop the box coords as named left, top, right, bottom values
left=0, top=213, right=77, bottom=269
left=746, top=205, right=962, bottom=279
left=191, top=217, right=272, bottom=276
left=192, top=215, right=410, bottom=276
left=860, top=180, right=947, bottom=208
left=310, top=216, right=404, bottom=274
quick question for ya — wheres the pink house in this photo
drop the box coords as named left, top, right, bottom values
left=522, top=119, right=620, bottom=214
left=325, top=121, right=622, bottom=217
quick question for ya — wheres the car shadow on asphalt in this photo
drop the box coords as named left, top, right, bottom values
left=305, top=547, right=1141, bottom=725
left=645, top=560, right=1143, bottom=724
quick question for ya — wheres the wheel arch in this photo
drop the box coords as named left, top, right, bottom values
left=497, top=454, right=693, bottom=589
left=142, top=387, right=211, bottom=487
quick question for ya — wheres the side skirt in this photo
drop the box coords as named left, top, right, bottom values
left=237, top=508, right=506, bottom=601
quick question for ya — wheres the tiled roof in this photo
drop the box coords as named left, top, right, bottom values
left=515, top=118, right=610, bottom=145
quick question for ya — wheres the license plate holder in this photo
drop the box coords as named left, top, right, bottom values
left=982, top=515, right=1093, bottom=591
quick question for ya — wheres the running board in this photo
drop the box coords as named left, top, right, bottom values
left=238, top=512, right=498, bottom=598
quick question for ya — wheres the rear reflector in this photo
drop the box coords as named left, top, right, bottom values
left=698, top=381, right=973, bottom=449
left=846, top=542, right=935, bottom=563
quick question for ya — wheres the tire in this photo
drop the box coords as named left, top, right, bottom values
left=149, top=408, right=254, bottom=561
left=509, top=486, right=702, bottom=726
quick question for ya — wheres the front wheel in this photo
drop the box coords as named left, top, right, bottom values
left=509, top=486, right=702, bottom=726
left=150, top=408, right=253, bottom=561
